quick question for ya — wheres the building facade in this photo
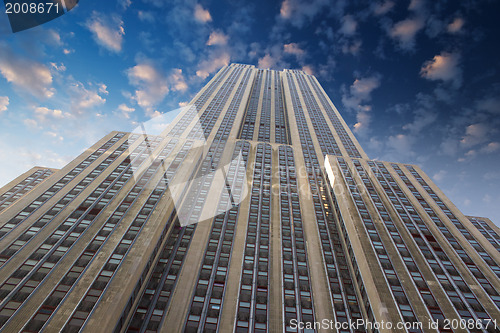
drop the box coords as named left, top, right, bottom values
left=0, top=63, right=498, bottom=333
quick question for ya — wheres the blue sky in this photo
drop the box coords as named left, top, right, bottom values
left=0, top=0, right=499, bottom=224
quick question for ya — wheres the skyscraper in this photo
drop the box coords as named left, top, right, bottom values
left=0, top=63, right=498, bottom=333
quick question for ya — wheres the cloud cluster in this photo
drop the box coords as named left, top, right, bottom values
left=339, top=15, right=357, bottom=36
left=207, top=31, right=228, bottom=46
left=342, top=76, right=381, bottom=109
left=86, top=12, right=125, bottom=52
left=420, top=52, right=462, bottom=88
left=127, top=60, right=188, bottom=117
left=194, top=4, right=212, bottom=23
left=447, top=17, right=464, bottom=34
left=117, top=104, right=135, bottom=119
left=34, top=106, right=67, bottom=120
left=0, top=45, right=54, bottom=99
left=342, top=75, right=381, bottom=134
left=283, top=43, right=305, bottom=60
left=460, top=123, right=490, bottom=148
left=69, top=81, right=108, bottom=114
left=127, top=62, right=170, bottom=116
left=0, top=96, right=8, bottom=113
left=279, top=0, right=332, bottom=28
left=388, top=18, right=425, bottom=50
left=372, top=1, right=395, bottom=16
left=196, top=52, right=230, bottom=79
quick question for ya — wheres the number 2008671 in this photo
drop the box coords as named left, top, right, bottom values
left=5, top=2, right=60, bottom=14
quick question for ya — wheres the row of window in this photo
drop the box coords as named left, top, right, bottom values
left=274, top=72, right=291, bottom=145
left=352, top=159, right=448, bottom=325
left=61, top=139, right=191, bottom=332
left=306, top=76, right=362, bottom=159
left=120, top=75, right=253, bottom=332
left=188, top=66, right=246, bottom=141
left=168, top=66, right=231, bottom=138
left=10, top=138, right=180, bottom=332
left=371, top=161, right=495, bottom=327
left=0, top=168, right=55, bottom=213
left=257, top=71, right=272, bottom=142
left=239, top=69, right=263, bottom=141
left=0, top=133, right=128, bottom=242
left=287, top=73, right=367, bottom=332
left=213, top=68, right=252, bottom=142
left=121, top=220, right=194, bottom=333
left=277, top=145, right=315, bottom=332
left=0, top=137, right=164, bottom=329
left=337, top=158, right=421, bottom=332
left=406, top=166, right=500, bottom=279
left=0, top=134, right=143, bottom=270
left=184, top=141, right=251, bottom=333
left=234, top=143, right=272, bottom=333
left=113, top=142, right=197, bottom=333
left=295, top=73, right=343, bottom=157
left=326, top=183, right=376, bottom=333
left=467, top=217, right=500, bottom=252
left=391, top=164, right=500, bottom=315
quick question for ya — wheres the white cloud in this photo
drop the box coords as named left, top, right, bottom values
left=46, top=30, right=62, bottom=46
left=256, top=43, right=290, bottom=71
left=432, top=170, right=447, bottom=182
left=341, top=40, right=362, bottom=55
left=420, top=52, right=462, bottom=88
left=302, top=65, right=314, bottom=75
left=480, top=142, right=500, bottom=154
left=372, top=1, right=395, bottom=16
left=460, top=123, right=489, bottom=148
left=476, top=97, right=500, bottom=114
left=339, top=15, right=357, bottom=36
left=440, top=137, right=459, bottom=156
left=207, top=31, right=228, bottom=46
left=196, top=52, right=230, bottom=79
left=0, top=96, right=8, bottom=113
left=50, top=62, right=66, bottom=72
left=86, top=12, right=125, bottom=52
left=117, top=103, right=135, bottom=118
left=194, top=4, right=212, bottom=23
left=389, top=17, right=424, bottom=50
left=44, top=131, right=64, bottom=142
left=279, top=0, right=331, bottom=28
left=169, top=68, right=188, bottom=92
left=127, top=61, right=187, bottom=116
left=138, top=11, right=156, bottom=23
left=0, top=140, right=74, bottom=189
left=447, top=17, right=464, bottom=34
left=352, top=105, right=372, bottom=134
left=342, top=75, right=381, bottom=135
left=34, top=106, right=67, bottom=121
left=0, top=45, right=54, bottom=99
left=24, top=118, right=38, bottom=129
left=258, top=54, right=278, bottom=70
left=387, top=134, right=416, bottom=158
left=98, top=83, right=108, bottom=95
left=342, top=75, right=381, bottom=110
left=408, top=0, right=425, bottom=12
left=119, top=0, right=131, bottom=10
left=127, top=62, right=169, bottom=116
left=403, top=108, right=437, bottom=134
left=283, top=43, right=305, bottom=60
left=69, top=82, right=108, bottom=114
